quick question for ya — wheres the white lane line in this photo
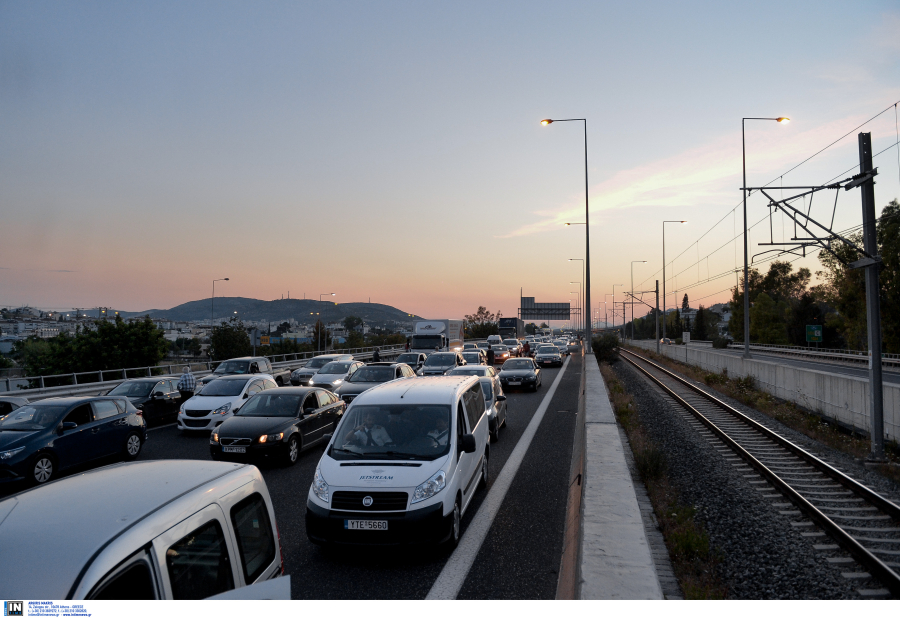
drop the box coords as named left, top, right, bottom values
left=147, top=422, right=177, bottom=432
left=425, top=356, right=571, bottom=600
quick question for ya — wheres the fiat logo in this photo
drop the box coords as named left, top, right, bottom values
left=362, top=496, right=374, bottom=507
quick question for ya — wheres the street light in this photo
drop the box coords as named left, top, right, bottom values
left=631, top=261, right=647, bottom=340
left=569, top=290, right=580, bottom=333
left=310, top=312, right=321, bottom=352
left=211, top=278, right=229, bottom=327
left=543, top=117, right=592, bottom=345
left=662, top=221, right=686, bottom=341
left=570, top=282, right=582, bottom=333
left=741, top=116, right=790, bottom=359
left=569, top=258, right=585, bottom=332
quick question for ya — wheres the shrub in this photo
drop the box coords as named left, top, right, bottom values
left=675, top=338, right=683, bottom=345
left=592, top=333, right=619, bottom=363
left=712, top=337, right=729, bottom=349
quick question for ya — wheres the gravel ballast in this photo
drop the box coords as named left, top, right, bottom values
left=612, top=358, right=866, bottom=599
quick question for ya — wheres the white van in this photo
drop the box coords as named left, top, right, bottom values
left=305, top=375, right=489, bottom=547
left=0, top=460, right=287, bottom=600
left=486, top=335, right=503, bottom=345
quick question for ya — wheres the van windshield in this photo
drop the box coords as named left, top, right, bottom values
left=424, top=354, right=456, bottom=367
left=330, top=405, right=452, bottom=461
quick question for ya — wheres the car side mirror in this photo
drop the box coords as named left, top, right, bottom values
left=497, top=395, right=507, bottom=402
left=59, top=421, right=78, bottom=434
left=459, top=433, right=476, bottom=454
left=243, top=393, right=250, bottom=399
left=323, top=433, right=333, bottom=442
left=152, top=392, right=163, bottom=399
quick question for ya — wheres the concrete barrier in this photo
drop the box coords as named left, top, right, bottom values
left=578, top=352, right=663, bottom=599
left=630, top=340, right=900, bottom=445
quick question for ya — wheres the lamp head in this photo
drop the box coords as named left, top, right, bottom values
left=224, top=278, right=229, bottom=281
left=540, top=119, right=553, bottom=126
left=777, top=117, right=790, bottom=123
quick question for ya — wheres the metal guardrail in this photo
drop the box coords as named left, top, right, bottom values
left=4, top=345, right=405, bottom=401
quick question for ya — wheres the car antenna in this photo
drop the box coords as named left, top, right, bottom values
left=399, top=383, right=417, bottom=399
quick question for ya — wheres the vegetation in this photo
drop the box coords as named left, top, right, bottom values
left=600, top=362, right=726, bottom=599
left=170, top=337, right=202, bottom=357
left=592, top=333, right=619, bottom=363
left=464, top=306, right=502, bottom=339
left=209, top=316, right=252, bottom=360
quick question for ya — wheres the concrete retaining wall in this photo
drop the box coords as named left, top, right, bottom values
left=629, top=340, right=900, bottom=444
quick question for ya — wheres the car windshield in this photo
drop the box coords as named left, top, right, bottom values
left=477, top=342, right=489, bottom=349
left=198, top=378, right=248, bottom=397
left=462, top=353, right=482, bottom=363
left=0, top=404, right=68, bottom=430
left=424, top=354, right=456, bottom=366
left=503, top=340, right=518, bottom=346
left=331, top=404, right=452, bottom=461
left=236, top=393, right=301, bottom=417
left=492, top=345, right=508, bottom=352
left=349, top=367, right=394, bottom=382
left=396, top=354, right=420, bottom=364
left=307, top=358, right=332, bottom=369
left=503, top=359, right=534, bottom=370
left=107, top=381, right=155, bottom=397
left=319, top=362, right=352, bottom=375
left=411, top=335, right=442, bottom=348
left=214, top=360, right=250, bottom=374
left=537, top=348, right=558, bottom=355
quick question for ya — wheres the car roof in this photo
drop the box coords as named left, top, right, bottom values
left=365, top=362, right=403, bottom=367
left=354, top=375, right=477, bottom=406
left=313, top=353, right=352, bottom=359
left=0, top=460, right=254, bottom=600
left=215, top=373, right=272, bottom=381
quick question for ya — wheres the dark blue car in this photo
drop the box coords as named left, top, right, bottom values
left=0, top=397, right=147, bottom=486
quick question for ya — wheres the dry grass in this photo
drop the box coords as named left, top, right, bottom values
left=624, top=345, right=900, bottom=484
left=600, top=361, right=727, bottom=599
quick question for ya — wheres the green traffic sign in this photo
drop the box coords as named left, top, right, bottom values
left=806, top=325, right=823, bottom=343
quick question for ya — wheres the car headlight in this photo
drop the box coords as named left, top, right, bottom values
left=525, top=375, right=536, bottom=381
left=210, top=431, right=219, bottom=444
left=411, top=469, right=446, bottom=504
left=332, top=379, right=343, bottom=385
left=0, top=446, right=25, bottom=460
left=312, top=467, right=329, bottom=503
left=258, top=432, right=284, bottom=443
left=179, top=404, right=185, bottom=414
left=212, top=403, right=232, bottom=415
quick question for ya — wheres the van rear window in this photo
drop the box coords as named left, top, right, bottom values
left=230, top=493, right=277, bottom=583
left=166, top=520, right=234, bottom=599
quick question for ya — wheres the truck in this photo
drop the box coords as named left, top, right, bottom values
left=410, top=319, right=464, bottom=355
left=498, top=317, right=525, bottom=339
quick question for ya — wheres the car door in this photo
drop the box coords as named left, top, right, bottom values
left=298, top=392, right=324, bottom=443
left=53, top=403, right=98, bottom=471
left=454, top=400, right=478, bottom=509
left=144, top=381, right=168, bottom=423
left=91, top=399, right=129, bottom=458
left=492, top=377, right=506, bottom=426
left=163, top=380, right=181, bottom=416
left=315, top=389, right=342, bottom=437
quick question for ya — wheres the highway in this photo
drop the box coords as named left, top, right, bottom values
left=125, top=354, right=581, bottom=599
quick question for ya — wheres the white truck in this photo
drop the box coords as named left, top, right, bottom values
left=410, top=319, right=465, bottom=355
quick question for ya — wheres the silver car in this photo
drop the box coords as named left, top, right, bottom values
left=308, top=360, right=365, bottom=391
left=290, top=354, right=354, bottom=386
left=0, top=460, right=286, bottom=600
left=480, top=375, right=507, bottom=443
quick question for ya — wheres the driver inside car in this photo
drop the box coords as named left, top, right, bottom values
left=426, top=415, right=449, bottom=446
left=345, top=411, right=392, bottom=447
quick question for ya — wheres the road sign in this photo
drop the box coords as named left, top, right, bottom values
left=260, top=336, right=270, bottom=346
left=251, top=329, right=261, bottom=346
left=806, top=325, right=823, bottom=343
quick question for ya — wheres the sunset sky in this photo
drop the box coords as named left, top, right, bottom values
left=2, top=1, right=899, bottom=323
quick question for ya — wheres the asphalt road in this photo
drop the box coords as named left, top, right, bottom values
left=132, top=353, right=583, bottom=599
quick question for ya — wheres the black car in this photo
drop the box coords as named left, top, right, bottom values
left=395, top=353, right=427, bottom=373
left=210, top=387, right=345, bottom=465
left=0, top=396, right=147, bottom=486
left=333, top=362, right=416, bottom=405
left=498, top=358, right=543, bottom=391
left=105, top=377, right=182, bottom=426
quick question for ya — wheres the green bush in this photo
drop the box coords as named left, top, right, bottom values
left=592, top=333, right=619, bottom=363
left=675, top=338, right=683, bottom=345
left=635, top=444, right=666, bottom=481
left=712, top=337, right=729, bottom=349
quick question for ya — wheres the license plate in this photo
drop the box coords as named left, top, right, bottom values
left=543, top=360, right=552, bottom=364
left=509, top=381, right=521, bottom=386
left=222, top=446, right=246, bottom=453
left=345, top=520, right=388, bottom=531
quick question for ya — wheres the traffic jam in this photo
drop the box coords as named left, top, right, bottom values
left=0, top=319, right=581, bottom=601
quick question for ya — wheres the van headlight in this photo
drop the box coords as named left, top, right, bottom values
left=312, top=467, right=329, bottom=503
left=411, top=469, right=446, bottom=504
left=212, top=403, right=232, bottom=415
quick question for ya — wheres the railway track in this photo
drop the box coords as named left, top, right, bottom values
left=620, top=347, right=900, bottom=598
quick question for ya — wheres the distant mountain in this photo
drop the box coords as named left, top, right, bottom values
left=119, top=297, right=421, bottom=326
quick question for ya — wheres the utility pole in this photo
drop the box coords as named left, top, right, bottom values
left=655, top=280, right=660, bottom=354
left=858, top=133, right=885, bottom=461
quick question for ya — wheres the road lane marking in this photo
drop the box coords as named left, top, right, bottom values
left=147, top=422, right=177, bottom=432
left=425, top=356, right=571, bottom=600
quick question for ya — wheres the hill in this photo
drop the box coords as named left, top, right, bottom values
left=119, top=297, right=421, bottom=326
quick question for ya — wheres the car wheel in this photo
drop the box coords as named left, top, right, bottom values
left=124, top=432, right=143, bottom=460
left=275, top=377, right=284, bottom=387
left=284, top=435, right=300, bottom=466
left=446, top=498, right=461, bottom=549
left=32, top=453, right=55, bottom=485
left=478, top=452, right=489, bottom=490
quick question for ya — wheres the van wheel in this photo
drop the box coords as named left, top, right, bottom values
left=124, top=432, right=142, bottom=460
left=32, top=453, right=56, bottom=485
left=447, top=498, right=461, bottom=548
left=284, top=435, right=300, bottom=466
left=478, top=453, right=489, bottom=490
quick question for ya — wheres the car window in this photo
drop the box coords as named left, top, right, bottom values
left=316, top=390, right=333, bottom=408
left=302, top=394, right=319, bottom=413
left=264, top=379, right=278, bottom=390
left=481, top=381, right=493, bottom=401
left=0, top=402, right=13, bottom=415
left=230, top=494, right=276, bottom=584
left=247, top=381, right=264, bottom=395
left=64, top=404, right=93, bottom=426
left=463, top=384, right=485, bottom=429
left=457, top=401, right=467, bottom=434
left=151, top=381, right=167, bottom=394
left=92, top=400, right=121, bottom=420
left=164, top=380, right=176, bottom=392
left=90, top=557, right=156, bottom=600
left=166, top=519, right=234, bottom=600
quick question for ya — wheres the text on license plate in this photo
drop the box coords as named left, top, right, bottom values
left=509, top=381, right=521, bottom=385
left=222, top=446, right=246, bottom=453
left=345, top=520, right=388, bottom=531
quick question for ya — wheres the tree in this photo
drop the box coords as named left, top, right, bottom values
left=464, top=306, right=503, bottom=339
left=525, top=323, right=537, bottom=335
left=311, top=320, right=332, bottom=351
left=273, top=322, right=292, bottom=336
left=878, top=199, right=900, bottom=353
left=343, top=316, right=364, bottom=332
left=171, top=337, right=202, bottom=357
left=749, top=293, right=790, bottom=344
left=692, top=305, right=708, bottom=341
left=210, top=316, right=251, bottom=360
left=681, top=293, right=690, bottom=332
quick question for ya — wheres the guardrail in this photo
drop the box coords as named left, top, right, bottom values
left=3, top=345, right=406, bottom=401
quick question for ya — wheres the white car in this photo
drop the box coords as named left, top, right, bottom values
left=178, top=374, right=277, bottom=432
left=486, top=335, right=502, bottom=345
left=308, top=361, right=365, bottom=391
left=305, top=375, right=490, bottom=547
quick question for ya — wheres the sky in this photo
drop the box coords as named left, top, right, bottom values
left=2, top=0, right=899, bottom=324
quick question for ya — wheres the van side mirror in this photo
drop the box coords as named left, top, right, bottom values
left=496, top=395, right=507, bottom=402
left=459, top=433, right=476, bottom=454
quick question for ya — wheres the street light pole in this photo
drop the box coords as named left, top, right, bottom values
left=630, top=261, right=646, bottom=340
left=211, top=278, right=229, bottom=328
left=318, top=293, right=335, bottom=351
left=662, top=221, right=686, bottom=341
left=612, top=284, right=623, bottom=337
left=741, top=116, right=790, bottom=359
left=569, top=258, right=585, bottom=333
left=543, top=119, right=591, bottom=346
